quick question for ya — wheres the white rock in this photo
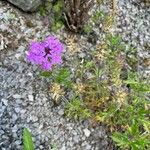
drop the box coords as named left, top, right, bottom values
left=15, top=107, right=20, bottom=113
left=83, top=128, right=91, bottom=137
left=13, top=94, right=21, bottom=99
left=18, top=45, right=25, bottom=52
left=28, top=94, right=34, bottom=101
left=31, top=116, right=38, bottom=122
left=15, top=53, right=22, bottom=59
left=27, top=72, right=33, bottom=77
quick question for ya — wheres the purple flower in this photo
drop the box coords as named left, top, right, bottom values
left=27, top=36, right=64, bottom=70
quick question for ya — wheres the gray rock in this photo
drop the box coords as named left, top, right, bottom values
left=58, top=109, right=64, bottom=116
left=13, top=94, right=22, bottom=99
left=60, top=145, right=66, bottom=150
left=2, top=99, right=8, bottom=106
left=12, top=125, right=18, bottom=133
left=78, top=52, right=86, bottom=58
left=12, top=114, right=18, bottom=121
left=73, top=136, right=79, bottom=143
left=31, top=116, right=38, bottom=122
left=15, top=107, right=20, bottom=113
left=85, top=144, right=92, bottom=150
left=7, top=0, right=42, bottom=12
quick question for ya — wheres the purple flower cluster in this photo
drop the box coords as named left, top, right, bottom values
left=27, top=36, right=64, bottom=70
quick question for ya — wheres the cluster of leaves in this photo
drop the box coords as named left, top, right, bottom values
left=51, top=0, right=64, bottom=31
left=112, top=96, right=150, bottom=149
left=40, top=67, right=72, bottom=88
left=64, top=34, right=150, bottom=149
left=39, top=0, right=64, bottom=31
left=40, top=67, right=72, bottom=104
left=65, top=97, right=91, bottom=120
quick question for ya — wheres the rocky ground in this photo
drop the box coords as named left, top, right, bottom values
left=115, top=0, right=150, bottom=76
left=0, top=0, right=150, bottom=150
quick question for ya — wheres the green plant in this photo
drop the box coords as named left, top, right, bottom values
left=50, top=143, right=58, bottom=150
left=54, top=68, right=72, bottom=88
left=125, top=72, right=150, bottom=93
left=39, top=0, right=52, bottom=16
left=65, top=97, right=91, bottom=120
left=23, top=128, right=35, bottom=150
left=51, top=0, right=64, bottom=31
left=64, top=34, right=150, bottom=149
left=112, top=121, right=150, bottom=150
left=40, top=67, right=72, bottom=88
left=40, top=67, right=72, bottom=104
left=83, top=10, right=103, bottom=34
left=39, top=0, right=64, bottom=32
left=40, top=71, right=52, bottom=77
left=23, top=128, right=59, bottom=150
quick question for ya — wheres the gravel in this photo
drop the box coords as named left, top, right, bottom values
left=0, top=0, right=149, bottom=149
left=115, top=0, right=150, bottom=76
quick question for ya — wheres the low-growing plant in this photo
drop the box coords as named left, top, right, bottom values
left=25, top=15, right=149, bottom=148
left=39, top=0, right=52, bottom=16
left=111, top=89, right=150, bottom=150
left=53, top=68, right=72, bottom=88
left=40, top=67, right=72, bottom=104
left=64, top=34, right=150, bottom=149
left=51, top=0, right=64, bottom=31
left=50, top=143, right=58, bottom=150
left=65, top=97, right=91, bottom=120
left=39, top=0, right=64, bottom=31
left=112, top=121, right=149, bottom=150
left=41, top=67, right=72, bottom=87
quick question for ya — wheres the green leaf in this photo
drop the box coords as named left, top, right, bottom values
left=125, top=79, right=150, bottom=92
left=128, top=120, right=139, bottom=135
left=50, top=143, right=58, bottom=150
left=84, top=61, right=94, bottom=69
left=111, top=132, right=129, bottom=148
left=83, top=25, right=92, bottom=34
left=53, top=1, right=63, bottom=13
left=110, top=35, right=121, bottom=46
left=92, top=11, right=103, bottom=23
left=55, top=21, right=64, bottom=29
left=23, top=128, right=35, bottom=150
left=65, top=97, right=91, bottom=120
left=40, top=71, right=52, bottom=77
left=39, top=6, right=46, bottom=16
left=54, top=68, right=72, bottom=87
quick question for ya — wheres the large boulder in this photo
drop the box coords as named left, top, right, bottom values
left=7, top=0, right=42, bottom=12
